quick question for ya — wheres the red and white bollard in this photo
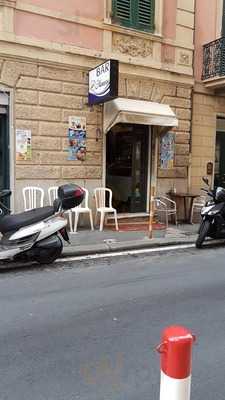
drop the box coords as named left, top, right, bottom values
left=156, top=326, right=196, bottom=400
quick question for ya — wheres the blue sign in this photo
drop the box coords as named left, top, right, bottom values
left=88, top=60, right=118, bottom=106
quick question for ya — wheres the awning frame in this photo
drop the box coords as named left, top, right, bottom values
left=104, top=97, right=178, bottom=133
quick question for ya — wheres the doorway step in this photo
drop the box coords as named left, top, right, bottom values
left=106, top=213, right=150, bottom=231
left=105, top=213, right=167, bottom=232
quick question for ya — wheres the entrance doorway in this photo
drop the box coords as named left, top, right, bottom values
left=215, top=131, right=225, bottom=187
left=0, top=95, right=10, bottom=207
left=106, top=124, right=149, bottom=213
left=214, top=117, right=225, bottom=188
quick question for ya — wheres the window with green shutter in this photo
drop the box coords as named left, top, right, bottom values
left=112, top=0, right=155, bottom=33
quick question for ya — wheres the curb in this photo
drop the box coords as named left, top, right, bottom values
left=2, top=236, right=224, bottom=272
left=62, top=236, right=197, bottom=257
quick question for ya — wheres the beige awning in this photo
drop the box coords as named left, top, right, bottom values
left=104, top=98, right=178, bottom=133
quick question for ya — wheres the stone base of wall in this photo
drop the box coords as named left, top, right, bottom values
left=0, top=56, right=192, bottom=212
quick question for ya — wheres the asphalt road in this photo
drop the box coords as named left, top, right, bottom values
left=0, top=246, right=225, bottom=400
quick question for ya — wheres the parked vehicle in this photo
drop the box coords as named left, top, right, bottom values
left=0, top=184, right=84, bottom=264
left=196, top=177, right=225, bottom=248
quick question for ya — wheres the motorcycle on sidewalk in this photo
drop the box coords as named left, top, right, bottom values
left=196, top=177, right=225, bottom=248
left=0, top=184, right=84, bottom=265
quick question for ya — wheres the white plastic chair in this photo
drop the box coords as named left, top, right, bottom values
left=94, top=188, right=119, bottom=231
left=154, top=195, right=177, bottom=227
left=71, top=188, right=94, bottom=232
left=23, top=186, right=44, bottom=211
left=48, top=186, right=73, bottom=233
left=190, top=195, right=206, bottom=224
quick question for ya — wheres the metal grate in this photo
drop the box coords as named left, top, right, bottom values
left=202, top=37, right=225, bottom=80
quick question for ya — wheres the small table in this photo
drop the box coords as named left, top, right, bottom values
left=168, top=192, right=199, bottom=224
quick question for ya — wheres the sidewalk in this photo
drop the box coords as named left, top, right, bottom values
left=62, top=224, right=199, bottom=257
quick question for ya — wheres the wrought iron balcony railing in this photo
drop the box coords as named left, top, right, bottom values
left=202, top=37, right=225, bottom=80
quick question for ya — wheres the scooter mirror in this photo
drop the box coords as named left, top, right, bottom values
left=202, top=176, right=209, bottom=186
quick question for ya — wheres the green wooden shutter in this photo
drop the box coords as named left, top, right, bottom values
left=137, top=0, right=154, bottom=32
left=112, top=0, right=154, bottom=32
left=112, top=0, right=132, bottom=27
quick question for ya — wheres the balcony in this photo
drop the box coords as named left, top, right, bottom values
left=202, top=37, right=225, bottom=89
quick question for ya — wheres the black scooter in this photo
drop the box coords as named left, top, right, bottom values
left=196, top=177, right=225, bottom=248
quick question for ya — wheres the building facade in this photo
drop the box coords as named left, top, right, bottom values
left=0, top=0, right=194, bottom=215
left=192, top=0, right=225, bottom=193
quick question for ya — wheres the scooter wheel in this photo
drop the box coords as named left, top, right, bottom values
left=34, top=236, right=63, bottom=264
left=196, top=220, right=210, bottom=249
left=34, top=249, right=62, bottom=265
left=34, top=253, right=60, bottom=264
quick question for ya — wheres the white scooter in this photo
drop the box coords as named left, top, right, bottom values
left=0, top=184, right=84, bottom=264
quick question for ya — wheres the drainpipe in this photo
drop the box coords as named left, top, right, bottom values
left=188, top=0, right=197, bottom=193
left=188, top=87, right=194, bottom=193
left=149, top=128, right=159, bottom=239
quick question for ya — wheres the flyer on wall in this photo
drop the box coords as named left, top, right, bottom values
left=160, top=132, right=175, bottom=169
left=16, top=129, right=32, bottom=161
left=67, top=116, right=87, bottom=161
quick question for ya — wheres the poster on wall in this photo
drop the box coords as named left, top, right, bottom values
left=16, top=129, right=32, bottom=161
left=67, top=116, right=87, bottom=161
left=160, top=131, right=175, bottom=169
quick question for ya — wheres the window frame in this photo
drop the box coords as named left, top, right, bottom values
left=222, top=0, right=225, bottom=36
left=112, top=0, right=155, bottom=33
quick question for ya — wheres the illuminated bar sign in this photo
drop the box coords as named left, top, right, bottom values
left=88, top=59, right=118, bottom=106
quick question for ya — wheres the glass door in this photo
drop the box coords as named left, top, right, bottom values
left=130, top=128, right=148, bottom=212
left=106, top=124, right=149, bottom=213
left=0, top=106, right=10, bottom=207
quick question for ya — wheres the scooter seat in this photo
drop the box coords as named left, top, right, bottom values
left=0, top=206, right=55, bottom=234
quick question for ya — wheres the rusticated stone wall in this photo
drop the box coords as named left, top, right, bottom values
left=0, top=58, right=192, bottom=211
left=0, top=58, right=102, bottom=211
left=191, top=85, right=225, bottom=194
left=119, top=75, right=192, bottom=194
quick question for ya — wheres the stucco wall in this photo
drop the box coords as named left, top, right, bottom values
left=0, top=0, right=194, bottom=79
left=17, top=0, right=105, bottom=20
left=194, top=0, right=220, bottom=81
left=14, top=11, right=103, bottom=51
